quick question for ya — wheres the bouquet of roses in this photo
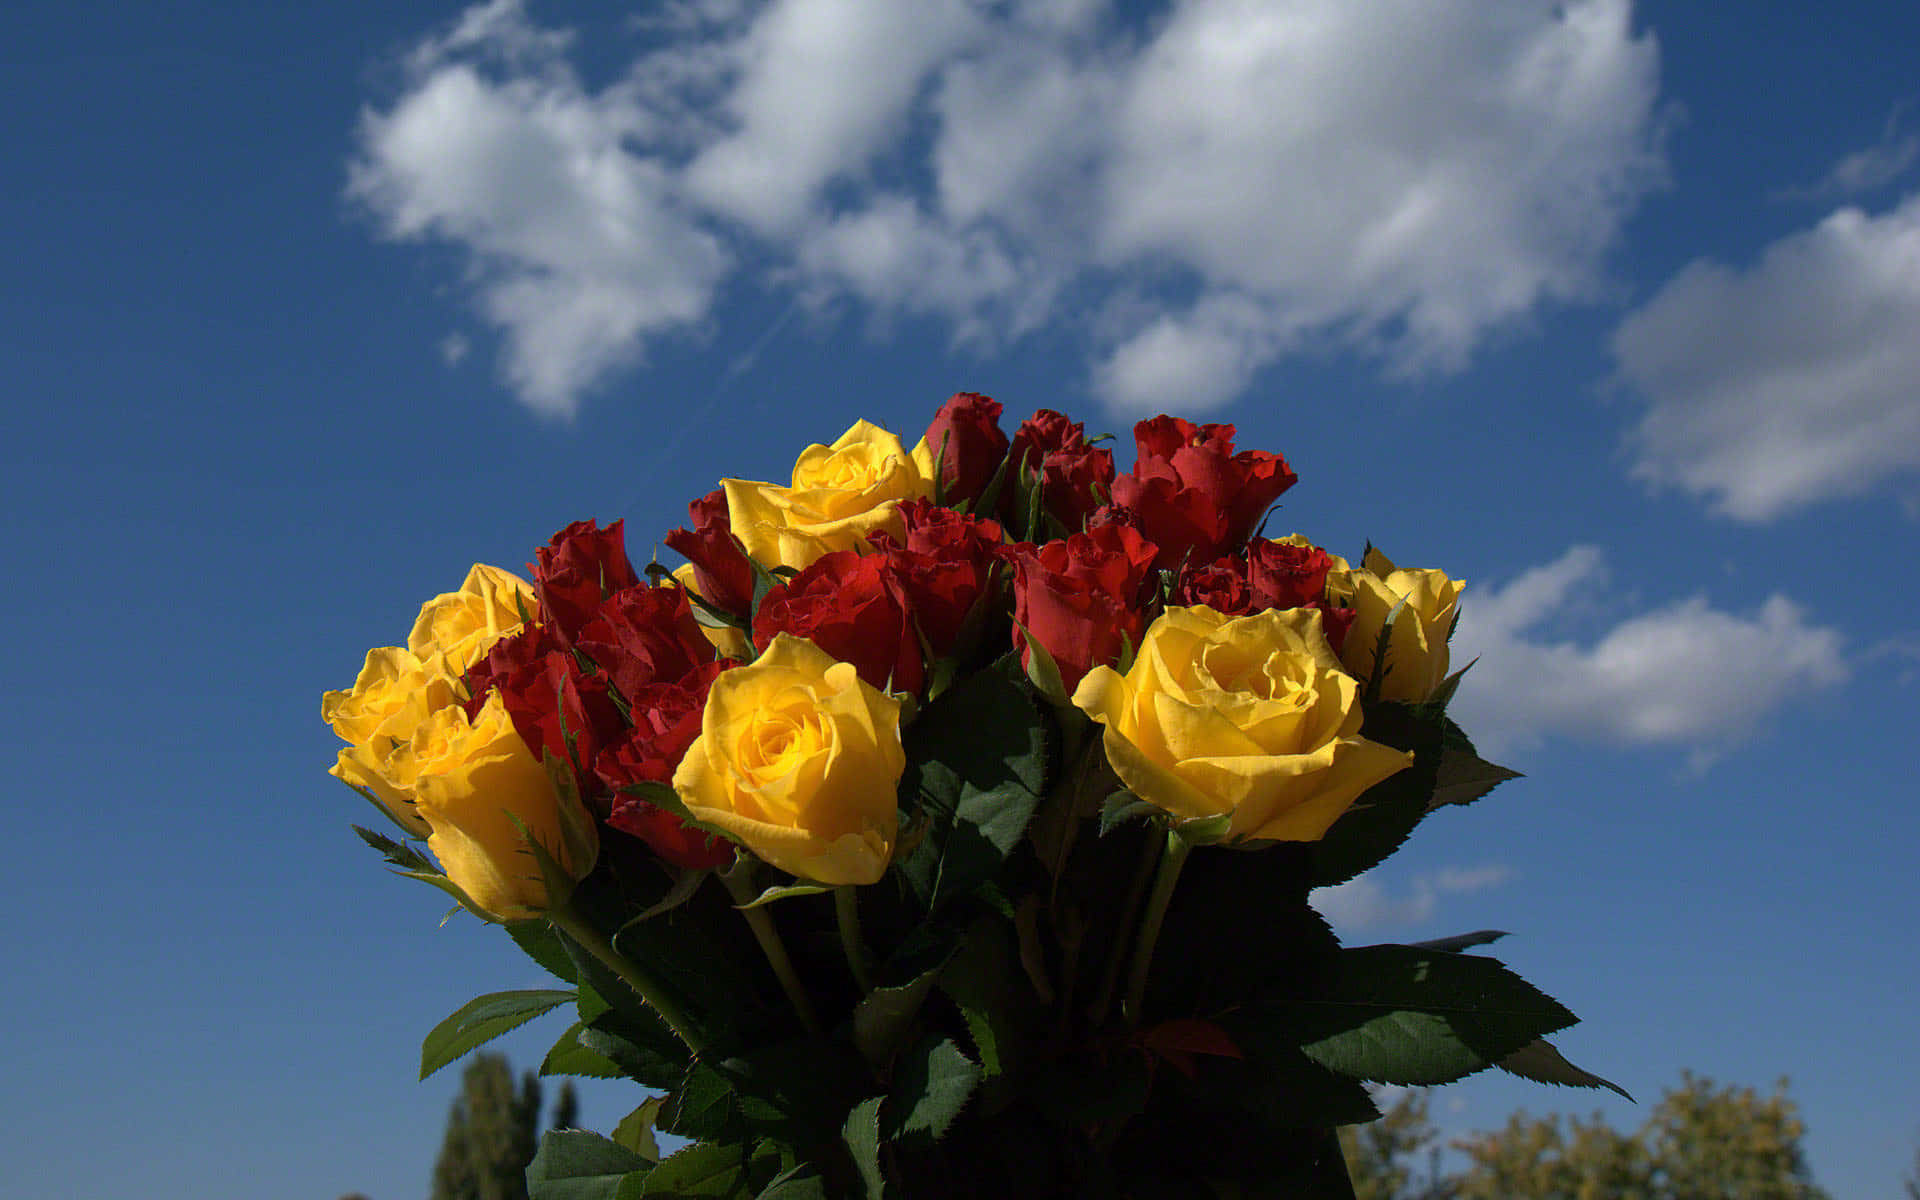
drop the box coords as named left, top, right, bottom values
left=323, top=394, right=1618, bottom=1198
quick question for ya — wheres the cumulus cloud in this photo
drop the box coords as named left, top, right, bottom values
left=350, top=0, right=1666, bottom=417
left=1450, top=546, right=1847, bottom=759
left=1312, top=864, right=1513, bottom=931
left=1613, top=192, right=1920, bottom=520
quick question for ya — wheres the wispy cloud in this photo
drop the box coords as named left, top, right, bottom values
left=1312, top=864, right=1513, bottom=932
left=1613, top=191, right=1920, bottom=521
left=1450, top=546, right=1847, bottom=761
left=1777, top=101, right=1920, bottom=202
left=349, top=0, right=1667, bottom=418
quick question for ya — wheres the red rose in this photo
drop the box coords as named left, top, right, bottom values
left=1109, top=417, right=1297, bottom=569
left=920, top=392, right=1009, bottom=509
left=869, top=500, right=1006, bottom=655
left=663, top=489, right=756, bottom=618
left=575, top=585, right=716, bottom=702
left=595, top=661, right=734, bottom=869
left=1005, top=409, right=1115, bottom=534
left=753, top=550, right=926, bottom=695
left=464, top=623, right=624, bottom=796
left=1169, top=537, right=1356, bottom=652
left=533, top=519, right=643, bottom=646
left=1004, top=523, right=1160, bottom=692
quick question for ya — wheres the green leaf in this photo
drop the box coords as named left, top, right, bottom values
left=882, top=1036, right=981, bottom=1145
left=1498, top=1037, right=1634, bottom=1101
left=1308, top=703, right=1444, bottom=888
left=841, top=1098, right=886, bottom=1200
left=734, top=882, right=833, bottom=909
left=936, top=917, right=1026, bottom=1105
left=1404, top=929, right=1510, bottom=953
left=851, top=957, right=950, bottom=1069
left=642, top=1142, right=749, bottom=1198
left=753, top=1163, right=829, bottom=1200
left=1427, top=745, right=1522, bottom=812
left=1008, top=618, right=1071, bottom=706
left=510, top=919, right=580, bottom=983
left=660, top=1061, right=737, bottom=1141
left=396, top=867, right=500, bottom=925
left=612, top=1097, right=666, bottom=1162
left=895, top=665, right=1050, bottom=910
left=350, top=823, right=434, bottom=871
left=1098, top=790, right=1160, bottom=836
left=540, top=1021, right=624, bottom=1079
left=1280, top=946, right=1577, bottom=1086
left=526, top=1129, right=652, bottom=1200
left=419, top=989, right=575, bottom=1080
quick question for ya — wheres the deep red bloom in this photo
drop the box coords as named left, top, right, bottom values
left=1109, top=417, right=1297, bottom=569
left=1004, top=523, right=1160, bottom=692
left=873, top=500, right=1007, bottom=656
left=532, top=519, right=643, bottom=647
left=1005, top=409, right=1115, bottom=534
left=595, top=660, right=734, bottom=869
left=663, top=489, right=756, bottom=618
left=1170, top=537, right=1356, bottom=651
left=920, top=392, right=1009, bottom=509
left=575, top=585, right=716, bottom=703
left=754, top=551, right=926, bottom=695
left=464, top=623, right=624, bottom=797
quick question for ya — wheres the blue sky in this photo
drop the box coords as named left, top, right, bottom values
left=4, top=1, right=1917, bottom=1196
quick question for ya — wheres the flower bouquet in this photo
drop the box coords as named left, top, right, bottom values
left=324, top=395, right=1618, bottom=1198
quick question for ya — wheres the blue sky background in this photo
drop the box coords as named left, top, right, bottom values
left=4, top=1, right=1917, bottom=1196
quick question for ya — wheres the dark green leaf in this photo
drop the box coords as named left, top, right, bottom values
left=895, top=666, right=1050, bottom=910
left=526, top=1129, right=652, bottom=1200
left=841, top=1098, right=885, bottom=1200
left=350, top=823, right=434, bottom=871
left=540, top=1020, right=624, bottom=1079
left=852, top=957, right=950, bottom=1069
left=1427, top=746, right=1522, bottom=811
left=936, top=917, right=1027, bottom=1105
left=1308, top=703, right=1444, bottom=887
left=1098, top=790, right=1160, bottom=836
left=753, top=1163, right=829, bottom=1200
left=1498, top=1037, right=1634, bottom=1101
left=1404, top=929, right=1510, bottom=953
left=419, top=989, right=575, bottom=1080
left=510, top=919, right=580, bottom=983
left=734, top=882, right=832, bottom=909
left=660, top=1060, right=737, bottom=1141
left=641, top=1141, right=748, bottom=1198
left=1280, top=945, right=1577, bottom=1086
left=612, top=1097, right=666, bottom=1161
left=883, top=1036, right=981, bottom=1145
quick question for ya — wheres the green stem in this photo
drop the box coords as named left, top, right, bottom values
left=547, top=902, right=707, bottom=1058
left=1085, top=826, right=1165, bottom=1027
left=835, top=886, right=876, bottom=993
left=1121, top=828, right=1194, bottom=1028
left=720, top=866, right=825, bottom=1038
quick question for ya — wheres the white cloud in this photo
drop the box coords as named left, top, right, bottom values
left=1451, top=546, right=1847, bottom=756
left=1614, top=192, right=1920, bottom=520
left=1780, top=102, right=1920, bottom=201
left=351, top=0, right=1666, bottom=417
left=1313, top=864, right=1513, bottom=931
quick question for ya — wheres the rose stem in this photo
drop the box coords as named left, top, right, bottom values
left=1121, top=827, right=1194, bottom=1028
left=1084, top=827, right=1165, bottom=1028
left=547, top=902, right=708, bottom=1058
left=835, top=886, right=877, bottom=993
left=719, top=868, right=826, bottom=1038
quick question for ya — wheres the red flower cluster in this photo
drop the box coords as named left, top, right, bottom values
left=456, top=392, right=1350, bottom=872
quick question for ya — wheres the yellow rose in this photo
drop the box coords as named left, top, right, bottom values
left=673, top=635, right=904, bottom=885
left=1330, top=548, right=1464, bottom=702
left=671, top=563, right=753, bottom=660
left=721, top=420, right=931, bottom=572
left=402, top=690, right=597, bottom=920
left=407, top=563, right=539, bottom=679
left=1072, top=606, right=1413, bottom=842
left=322, top=645, right=457, bottom=837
